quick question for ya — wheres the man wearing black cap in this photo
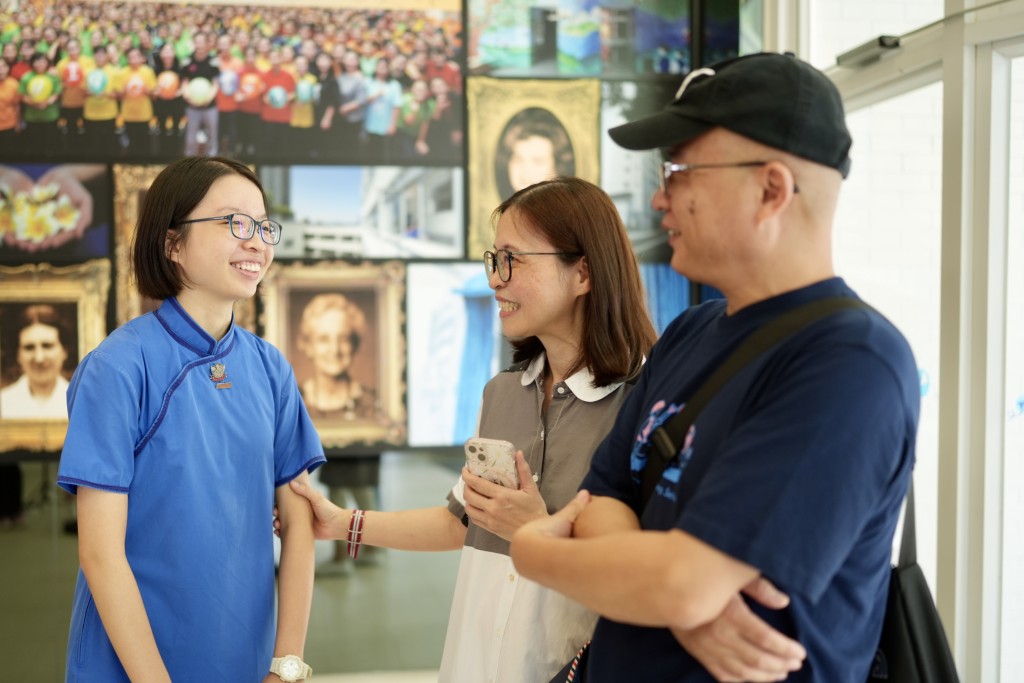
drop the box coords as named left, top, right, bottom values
left=511, top=53, right=921, bottom=682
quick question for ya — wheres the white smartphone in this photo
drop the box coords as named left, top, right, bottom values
left=464, top=437, right=519, bottom=488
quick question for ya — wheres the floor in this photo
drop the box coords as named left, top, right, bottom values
left=0, top=450, right=465, bottom=681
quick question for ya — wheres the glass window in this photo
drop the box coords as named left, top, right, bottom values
left=809, top=0, right=944, bottom=69
left=833, top=82, right=943, bottom=587
left=1001, top=54, right=1024, bottom=683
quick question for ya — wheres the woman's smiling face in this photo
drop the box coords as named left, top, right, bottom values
left=168, top=172, right=274, bottom=310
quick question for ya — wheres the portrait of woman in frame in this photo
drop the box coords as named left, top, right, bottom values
left=260, top=260, right=406, bottom=449
left=466, top=76, right=600, bottom=261
left=0, top=259, right=109, bottom=451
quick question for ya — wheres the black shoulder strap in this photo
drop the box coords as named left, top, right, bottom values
left=641, top=296, right=872, bottom=508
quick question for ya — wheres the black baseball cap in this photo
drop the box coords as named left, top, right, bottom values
left=608, top=52, right=853, bottom=178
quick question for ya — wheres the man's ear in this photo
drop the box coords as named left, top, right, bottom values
left=758, top=161, right=797, bottom=219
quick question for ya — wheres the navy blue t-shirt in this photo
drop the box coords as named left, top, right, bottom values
left=582, top=278, right=920, bottom=682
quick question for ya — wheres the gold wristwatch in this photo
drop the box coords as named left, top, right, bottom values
left=270, top=654, right=312, bottom=681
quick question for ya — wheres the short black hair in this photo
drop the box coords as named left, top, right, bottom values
left=132, top=156, right=267, bottom=301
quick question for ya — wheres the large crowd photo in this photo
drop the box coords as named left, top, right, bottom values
left=1, top=1, right=463, bottom=165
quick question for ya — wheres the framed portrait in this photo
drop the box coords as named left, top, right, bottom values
left=0, top=259, right=110, bottom=452
left=260, top=165, right=465, bottom=260
left=466, top=76, right=600, bottom=260
left=406, top=262, right=502, bottom=447
left=113, top=164, right=257, bottom=330
left=261, top=260, right=406, bottom=449
left=0, top=163, right=112, bottom=265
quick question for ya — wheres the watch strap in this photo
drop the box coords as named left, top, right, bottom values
left=270, top=655, right=312, bottom=681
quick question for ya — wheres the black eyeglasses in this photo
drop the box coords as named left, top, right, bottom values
left=483, top=249, right=581, bottom=283
left=660, top=160, right=799, bottom=194
left=176, top=213, right=283, bottom=245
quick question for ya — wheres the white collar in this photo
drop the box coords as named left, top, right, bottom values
left=520, top=352, right=622, bottom=403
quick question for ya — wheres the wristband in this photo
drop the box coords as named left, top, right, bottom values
left=347, top=509, right=365, bottom=560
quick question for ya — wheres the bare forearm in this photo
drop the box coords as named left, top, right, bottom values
left=511, top=527, right=757, bottom=631
left=81, top=556, right=170, bottom=682
left=359, top=506, right=466, bottom=551
left=572, top=494, right=641, bottom=538
left=275, top=523, right=316, bottom=657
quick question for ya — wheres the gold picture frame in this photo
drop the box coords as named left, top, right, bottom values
left=0, top=259, right=110, bottom=452
left=261, top=260, right=407, bottom=448
left=112, top=164, right=257, bottom=330
left=466, top=76, right=601, bottom=260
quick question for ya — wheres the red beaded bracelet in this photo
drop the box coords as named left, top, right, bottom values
left=347, top=509, right=365, bottom=560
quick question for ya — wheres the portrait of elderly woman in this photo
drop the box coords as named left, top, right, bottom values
left=0, top=303, right=77, bottom=420
left=295, top=292, right=380, bottom=420
left=293, top=291, right=384, bottom=573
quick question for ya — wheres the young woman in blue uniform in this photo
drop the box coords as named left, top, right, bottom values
left=57, top=156, right=325, bottom=682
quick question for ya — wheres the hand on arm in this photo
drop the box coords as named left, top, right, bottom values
left=276, top=477, right=467, bottom=552
left=78, top=487, right=171, bottom=682
left=462, top=451, right=548, bottom=541
left=672, top=576, right=805, bottom=682
left=518, top=492, right=804, bottom=678
left=511, top=494, right=760, bottom=631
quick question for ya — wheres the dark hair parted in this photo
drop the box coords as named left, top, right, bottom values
left=18, top=304, right=72, bottom=349
left=492, top=177, right=656, bottom=387
left=494, top=107, right=576, bottom=201
left=132, top=156, right=267, bottom=301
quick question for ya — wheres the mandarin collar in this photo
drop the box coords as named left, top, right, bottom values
left=153, top=297, right=235, bottom=357
left=520, top=352, right=622, bottom=403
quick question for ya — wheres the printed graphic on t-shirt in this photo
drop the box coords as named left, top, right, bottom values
left=631, top=399, right=696, bottom=502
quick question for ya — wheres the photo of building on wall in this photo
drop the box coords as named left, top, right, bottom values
left=259, top=164, right=464, bottom=260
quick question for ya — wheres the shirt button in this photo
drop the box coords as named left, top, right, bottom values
left=556, top=386, right=566, bottom=395
left=508, top=573, right=515, bottom=582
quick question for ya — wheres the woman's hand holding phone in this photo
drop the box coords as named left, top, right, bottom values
left=462, top=447, right=549, bottom=542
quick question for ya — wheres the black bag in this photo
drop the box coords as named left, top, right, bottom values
left=868, top=481, right=959, bottom=682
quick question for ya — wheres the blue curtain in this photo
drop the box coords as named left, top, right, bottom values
left=453, top=271, right=496, bottom=443
left=641, top=263, right=690, bottom=335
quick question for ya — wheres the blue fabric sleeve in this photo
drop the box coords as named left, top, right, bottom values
left=269, top=347, right=325, bottom=487
left=58, top=347, right=143, bottom=495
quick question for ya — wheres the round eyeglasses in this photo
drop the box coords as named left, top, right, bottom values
left=176, top=213, right=283, bottom=245
left=483, top=249, right=581, bottom=283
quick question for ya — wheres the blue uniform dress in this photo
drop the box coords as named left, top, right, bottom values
left=581, top=278, right=920, bottom=683
left=57, top=297, right=325, bottom=682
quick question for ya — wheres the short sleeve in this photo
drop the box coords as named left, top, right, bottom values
left=57, top=350, right=143, bottom=495
left=271, top=355, right=325, bottom=487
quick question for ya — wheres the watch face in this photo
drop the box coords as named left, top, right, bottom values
left=281, top=659, right=301, bottom=678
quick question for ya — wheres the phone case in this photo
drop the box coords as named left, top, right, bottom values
left=464, top=437, right=518, bottom=488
